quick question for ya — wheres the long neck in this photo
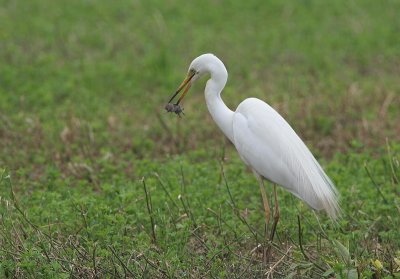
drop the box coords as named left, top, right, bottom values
left=204, top=72, right=234, bottom=142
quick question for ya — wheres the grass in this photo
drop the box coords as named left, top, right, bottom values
left=1, top=0, right=400, bottom=278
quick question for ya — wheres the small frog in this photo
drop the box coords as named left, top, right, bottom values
left=165, top=103, right=184, bottom=117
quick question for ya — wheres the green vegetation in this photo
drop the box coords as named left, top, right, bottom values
left=1, top=0, right=399, bottom=278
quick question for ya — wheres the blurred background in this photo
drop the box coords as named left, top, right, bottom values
left=1, top=0, right=399, bottom=170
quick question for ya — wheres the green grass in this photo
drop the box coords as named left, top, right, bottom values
left=1, top=0, right=400, bottom=278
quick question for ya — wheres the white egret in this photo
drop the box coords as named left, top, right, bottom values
left=166, top=53, right=340, bottom=241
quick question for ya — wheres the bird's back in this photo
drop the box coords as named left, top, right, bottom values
left=232, top=98, right=340, bottom=219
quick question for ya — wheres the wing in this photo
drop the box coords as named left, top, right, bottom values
left=232, top=98, right=340, bottom=219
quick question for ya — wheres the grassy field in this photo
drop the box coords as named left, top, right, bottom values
left=1, top=0, right=400, bottom=278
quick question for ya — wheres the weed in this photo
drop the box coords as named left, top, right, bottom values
left=1, top=0, right=399, bottom=277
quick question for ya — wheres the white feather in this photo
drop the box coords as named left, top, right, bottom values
left=233, top=98, right=340, bottom=219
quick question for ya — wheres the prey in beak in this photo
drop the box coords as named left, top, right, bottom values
left=165, top=70, right=196, bottom=117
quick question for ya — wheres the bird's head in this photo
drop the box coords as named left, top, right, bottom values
left=166, top=53, right=220, bottom=105
left=188, top=53, right=216, bottom=81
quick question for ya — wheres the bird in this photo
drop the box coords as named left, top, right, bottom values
left=166, top=53, right=340, bottom=243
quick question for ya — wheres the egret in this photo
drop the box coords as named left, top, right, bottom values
left=166, top=53, right=340, bottom=242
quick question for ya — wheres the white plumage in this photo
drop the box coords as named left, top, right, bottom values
left=233, top=98, right=339, bottom=219
left=167, top=53, right=340, bottom=221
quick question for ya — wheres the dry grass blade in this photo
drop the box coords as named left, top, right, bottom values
left=142, top=177, right=157, bottom=243
left=108, top=245, right=136, bottom=278
left=364, top=162, right=388, bottom=203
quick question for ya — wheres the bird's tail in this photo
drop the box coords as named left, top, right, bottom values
left=312, top=157, right=341, bottom=220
